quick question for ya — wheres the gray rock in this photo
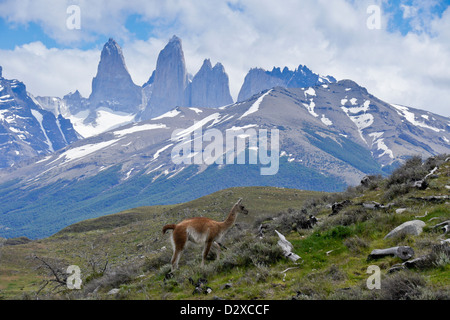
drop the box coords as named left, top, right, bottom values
left=142, top=36, right=189, bottom=120
left=89, top=38, right=143, bottom=114
left=187, top=59, right=233, bottom=108
left=107, top=288, right=120, bottom=295
left=238, top=68, right=285, bottom=102
left=142, top=37, right=233, bottom=119
left=384, top=220, right=426, bottom=239
left=237, top=64, right=336, bottom=102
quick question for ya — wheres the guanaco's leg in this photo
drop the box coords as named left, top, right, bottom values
left=171, top=227, right=187, bottom=271
left=213, top=241, right=221, bottom=260
left=201, top=240, right=213, bottom=267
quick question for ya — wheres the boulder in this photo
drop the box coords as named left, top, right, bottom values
left=384, top=220, right=426, bottom=239
left=107, top=288, right=120, bottom=295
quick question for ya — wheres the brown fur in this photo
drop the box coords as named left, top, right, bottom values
left=162, top=198, right=248, bottom=271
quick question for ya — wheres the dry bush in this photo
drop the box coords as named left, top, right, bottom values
left=379, top=271, right=426, bottom=300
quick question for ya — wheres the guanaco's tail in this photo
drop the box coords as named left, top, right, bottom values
left=162, top=224, right=177, bottom=234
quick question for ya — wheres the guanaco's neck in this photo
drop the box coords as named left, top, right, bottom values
left=221, top=204, right=239, bottom=230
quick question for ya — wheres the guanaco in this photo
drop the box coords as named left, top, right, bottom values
left=162, top=198, right=248, bottom=271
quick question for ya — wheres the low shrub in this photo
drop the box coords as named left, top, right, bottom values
left=344, top=236, right=369, bottom=254
left=379, top=271, right=426, bottom=300
left=386, top=155, right=426, bottom=187
left=83, top=264, right=140, bottom=294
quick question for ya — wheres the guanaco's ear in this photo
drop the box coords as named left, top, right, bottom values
left=236, top=198, right=243, bottom=205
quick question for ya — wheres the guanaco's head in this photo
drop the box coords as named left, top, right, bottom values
left=236, top=198, right=248, bottom=215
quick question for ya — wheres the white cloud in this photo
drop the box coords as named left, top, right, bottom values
left=0, top=0, right=449, bottom=117
left=0, top=42, right=98, bottom=98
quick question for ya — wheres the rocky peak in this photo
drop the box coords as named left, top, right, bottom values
left=238, top=64, right=337, bottom=102
left=237, top=68, right=285, bottom=102
left=336, top=79, right=368, bottom=95
left=141, top=35, right=189, bottom=120
left=96, top=38, right=129, bottom=78
left=201, top=58, right=213, bottom=71
left=212, top=62, right=226, bottom=73
left=187, top=59, right=233, bottom=108
left=89, top=38, right=142, bottom=113
left=0, top=72, right=79, bottom=167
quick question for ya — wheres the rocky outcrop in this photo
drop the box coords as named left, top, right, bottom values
left=141, top=37, right=234, bottom=120
left=141, top=36, right=189, bottom=120
left=237, top=65, right=336, bottom=102
left=89, top=38, right=143, bottom=114
left=237, top=68, right=285, bottom=102
left=63, top=90, right=88, bottom=115
left=384, top=220, right=426, bottom=239
left=187, top=59, right=233, bottom=108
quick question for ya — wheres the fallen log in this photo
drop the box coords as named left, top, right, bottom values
left=362, top=201, right=382, bottom=210
left=275, top=230, right=301, bottom=262
left=368, top=246, right=414, bottom=261
left=329, top=200, right=352, bottom=216
left=402, top=255, right=432, bottom=269
left=412, top=179, right=428, bottom=190
left=389, top=243, right=450, bottom=272
left=410, top=195, right=449, bottom=202
left=411, top=167, right=439, bottom=190
left=432, top=220, right=449, bottom=235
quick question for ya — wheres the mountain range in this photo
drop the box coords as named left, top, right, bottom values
left=0, top=76, right=449, bottom=238
left=32, top=36, right=236, bottom=139
left=0, top=66, right=79, bottom=168
left=0, top=36, right=449, bottom=239
left=30, top=36, right=336, bottom=139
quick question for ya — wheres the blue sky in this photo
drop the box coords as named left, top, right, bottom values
left=383, top=0, right=450, bottom=35
left=0, top=0, right=449, bottom=116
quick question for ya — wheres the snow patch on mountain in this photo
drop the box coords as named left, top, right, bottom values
left=153, top=143, right=173, bottom=160
left=321, top=114, right=333, bottom=126
left=302, top=99, right=319, bottom=117
left=152, top=109, right=181, bottom=120
left=189, top=108, right=203, bottom=114
left=31, top=109, right=54, bottom=152
left=391, top=104, right=443, bottom=133
left=113, top=123, right=167, bottom=138
left=173, top=112, right=221, bottom=140
left=239, top=89, right=271, bottom=120
left=304, top=87, right=316, bottom=97
left=341, top=100, right=374, bottom=144
left=369, top=132, right=394, bottom=159
left=226, top=124, right=258, bottom=131
left=69, top=107, right=135, bottom=138
left=55, top=139, right=121, bottom=164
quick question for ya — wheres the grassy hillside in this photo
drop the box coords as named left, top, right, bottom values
left=0, top=155, right=448, bottom=300
left=0, top=186, right=321, bottom=298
